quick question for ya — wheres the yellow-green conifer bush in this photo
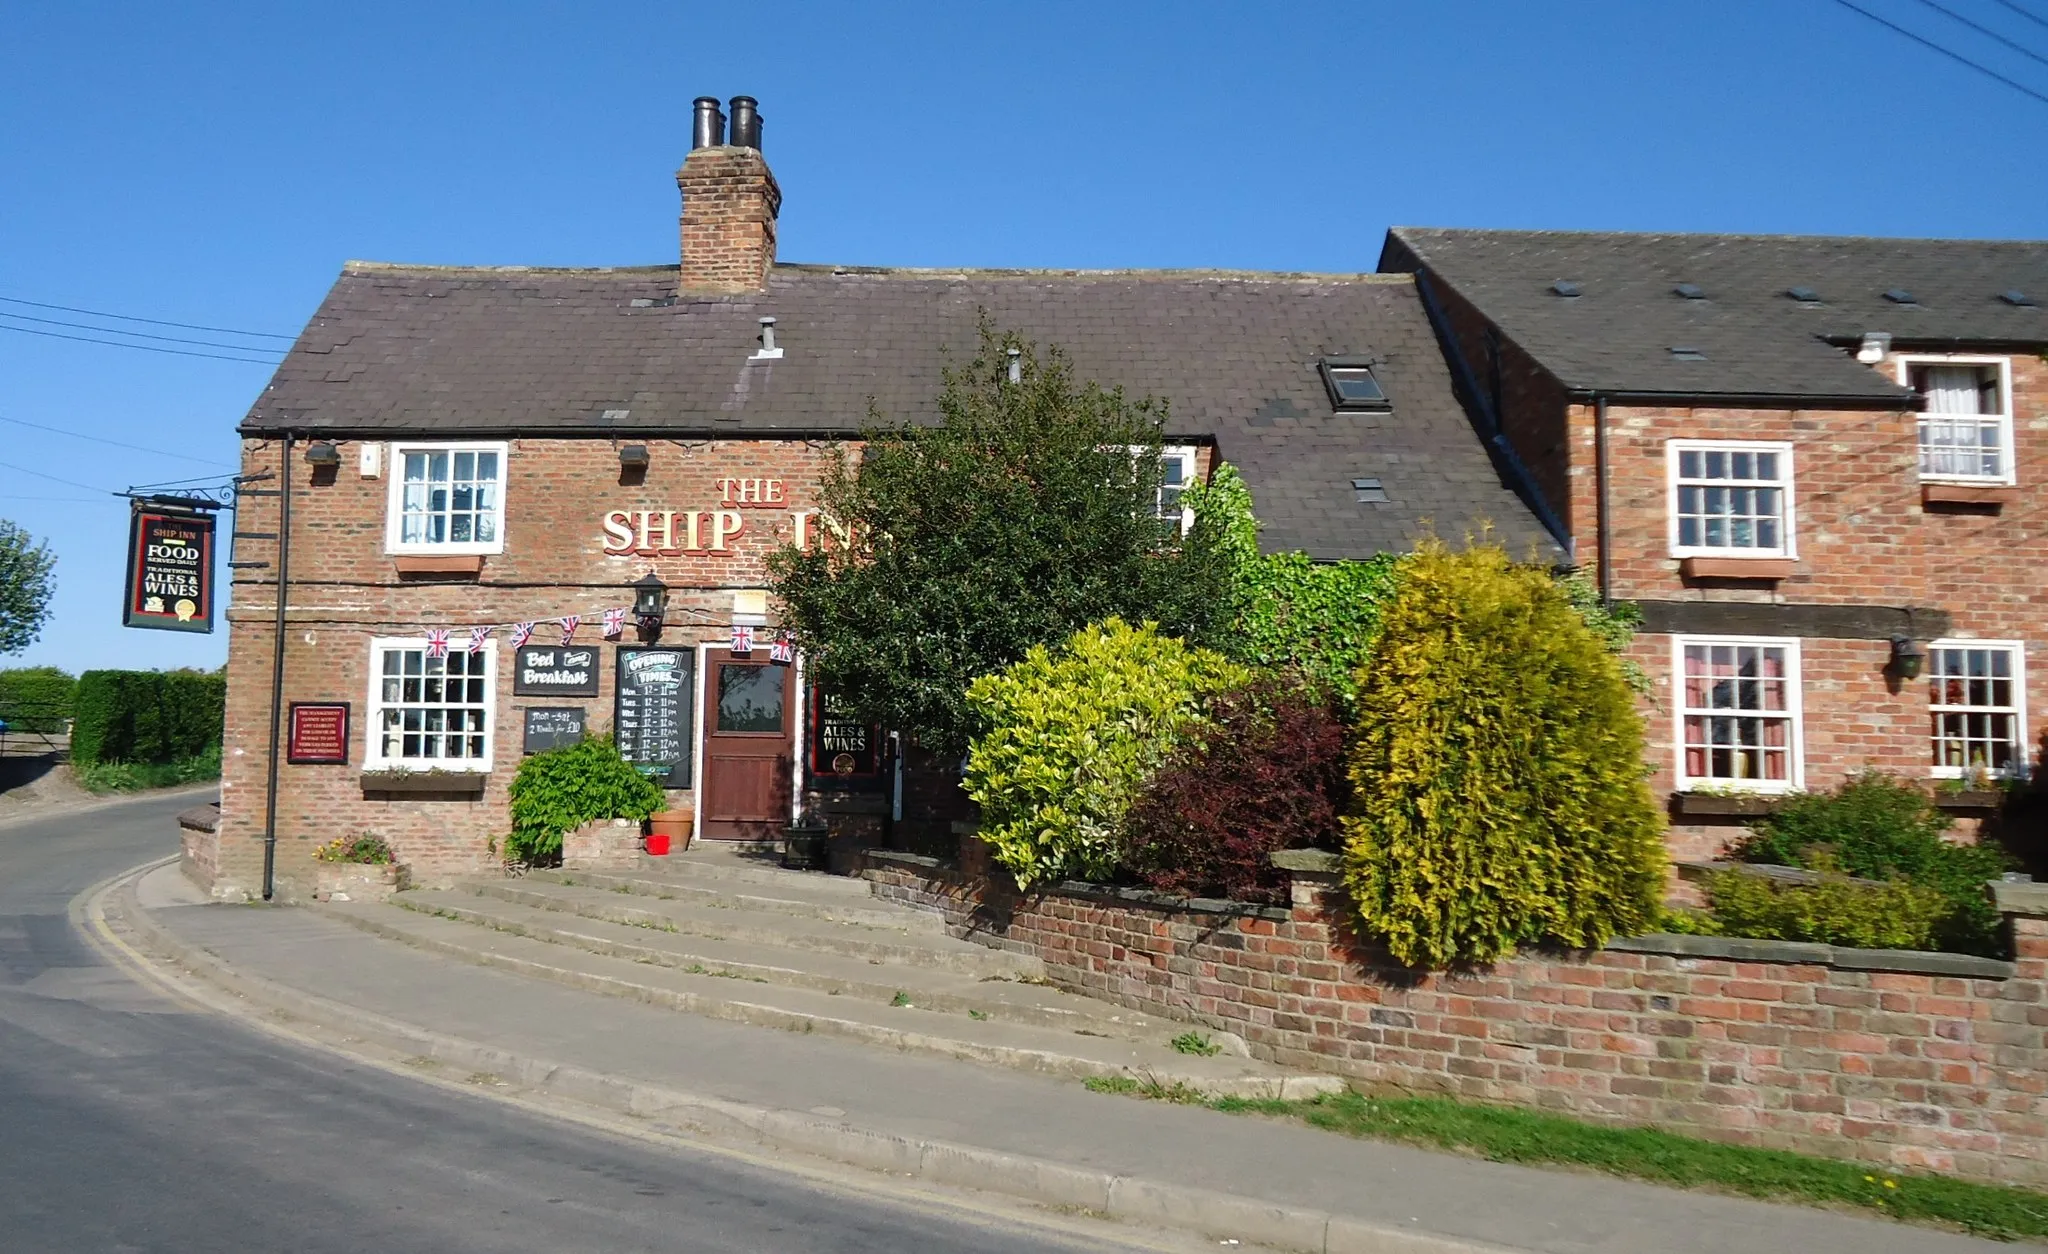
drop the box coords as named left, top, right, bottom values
left=965, top=618, right=1248, bottom=889
left=1342, top=543, right=1665, bottom=967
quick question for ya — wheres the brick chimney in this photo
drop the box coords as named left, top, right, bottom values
left=677, top=95, right=781, bottom=294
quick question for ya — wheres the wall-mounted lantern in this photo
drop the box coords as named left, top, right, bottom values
left=633, top=571, right=669, bottom=633
left=304, top=441, right=342, bottom=467
left=618, top=444, right=650, bottom=471
left=1889, top=635, right=1926, bottom=681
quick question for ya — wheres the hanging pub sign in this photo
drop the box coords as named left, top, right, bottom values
left=615, top=647, right=694, bottom=786
left=286, top=702, right=351, bottom=765
left=123, top=500, right=216, bottom=633
left=809, top=689, right=880, bottom=780
left=522, top=707, right=587, bottom=755
left=513, top=646, right=600, bottom=697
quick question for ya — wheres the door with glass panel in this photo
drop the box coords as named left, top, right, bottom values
left=699, top=652, right=793, bottom=839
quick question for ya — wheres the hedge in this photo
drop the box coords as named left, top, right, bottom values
left=70, top=669, right=226, bottom=766
left=0, top=666, right=76, bottom=734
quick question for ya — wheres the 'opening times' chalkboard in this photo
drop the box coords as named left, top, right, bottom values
left=615, top=647, right=693, bottom=786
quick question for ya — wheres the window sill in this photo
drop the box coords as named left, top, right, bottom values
left=359, top=768, right=490, bottom=795
left=1677, top=556, right=1796, bottom=581
left=393, top=554, right=486, bottom=578
left=1934, top=789, right=2006, bottom=813
left=1671, top=791, right=1788, bottom=818
left=1921, top=483, right=2015, bottom=508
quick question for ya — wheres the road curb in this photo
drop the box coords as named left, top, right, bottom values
left=94, top=865, right=1525, bottom=1254
left=0, top=780, right=218, bottom=831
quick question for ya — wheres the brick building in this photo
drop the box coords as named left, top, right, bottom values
left=1381, top=229, right=2048, bottom=859
left=190, top=98, right=1556, bottom=901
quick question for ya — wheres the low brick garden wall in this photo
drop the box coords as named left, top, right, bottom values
left=864, top=848, right=2048, bottom=1186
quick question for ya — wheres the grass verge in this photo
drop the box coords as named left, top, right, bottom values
left=73, top=746, right=221, bottom=794
left=1083, top=1079, right=2048, bottom=1241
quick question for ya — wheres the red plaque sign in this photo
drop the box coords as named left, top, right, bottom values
left=287, top=702, right=351, bottom=765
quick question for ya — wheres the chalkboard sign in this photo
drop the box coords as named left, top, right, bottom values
left=522, top=707, right=586, bottom=755
left=809, top=689, right=879, bottom=780
left=615, top=647, right=693, bottom=785
left=514, top=646, right=600, bottom=696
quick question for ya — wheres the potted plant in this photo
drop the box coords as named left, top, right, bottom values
left=783, top=812, right=830, bottom=870
left=312, top=833, right=405, bottom=902
left=505, top=735, right=665, bottom=869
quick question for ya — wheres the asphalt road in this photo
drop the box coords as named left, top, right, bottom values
left=0, top=791, right=1161, bottom=1254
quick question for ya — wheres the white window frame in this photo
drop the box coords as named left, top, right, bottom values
left=1672, top=635, right=1804, bottom=793
left=1666, top=440, right=1796, bottom=561
left=383, top=441, right=509, bottom=555
left=1927, top=639, right=2029, bottom=780
left=363, top=636, right=497, bottom=772
left=1124, top=444, right=1198, bottom=534
left=1895, top=354, right=2016, bottom=486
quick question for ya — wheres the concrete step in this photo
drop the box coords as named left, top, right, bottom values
left=651, top=845, right=878, bottom=898
left=525, top=866, right=946, bottom=932
left=397, top=890, right=1174, bottom=1040
left=461, top=879, right=1038, bottom=979
left=317, top=898, right=1341, bottom=1099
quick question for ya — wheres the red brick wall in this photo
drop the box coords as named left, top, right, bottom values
left=213, top=437, right=845, bottom=900
left=869, top=855, right=2048, bottom=1185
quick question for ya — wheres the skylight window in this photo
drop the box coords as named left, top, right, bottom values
left=1669, top=346, right=1708, bottom=361
left=1787, top=287, right=1822, bottom=303
left=1674, top=283, right=1706, bottom=300
left=1351, top=477, right=1390, bottom=504
left=1884, top=288, right=1918, bottom=305
left=1318, top=358, right=1392, bottom=412
left=2002, top=290, right=2037, bottom=307
left=1549, top=280, right=1581, bottom=298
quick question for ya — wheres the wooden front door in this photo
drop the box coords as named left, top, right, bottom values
left=699, top=652, right=794, bottom=839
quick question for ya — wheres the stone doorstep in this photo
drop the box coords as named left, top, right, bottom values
left=318, top=898, right=1337, bottom=1100
left=649, top=845, right=877, bottom=898
left=466, top=879, right=1038, bottom=978
left=525, top=866, right=949, bottom=934
left=394, top=891, right=1177, bottom=1041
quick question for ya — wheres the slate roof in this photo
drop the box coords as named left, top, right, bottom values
left=1382, top=228, right=2048, bottom=403
left=244, top=261, right=1561, bottom=561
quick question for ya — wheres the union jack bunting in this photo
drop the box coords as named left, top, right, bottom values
left=510, top=621, right=535, bottom=649
left=603, top=607, right=627, bottom=639
left=425, top=628, right=450, bottom=659
left=768, top=633, right=794, bottom=666
left=559, top=615, right=581, bottom=646
left=468, top=626, right=491, bottom=655
left=730, top=624, right=755, bottom=655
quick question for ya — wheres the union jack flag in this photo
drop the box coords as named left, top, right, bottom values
left=510, top=621, right=535, bottom=649
left=730, top=624, right=754, bottom=655
left=768, top=633, right=793, bottom=666
left=425, top=628, right=450, bottom=659
left=603, top=607, right=627, bottom=639
left=559, top=615, right=581, bottom=646
left=468, top=626, right=491, bottom=655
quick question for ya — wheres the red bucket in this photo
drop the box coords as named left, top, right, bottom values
left=643, top=832, right=671, bottom=856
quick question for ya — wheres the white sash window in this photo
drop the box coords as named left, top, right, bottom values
left=1900, top=356, right=2014, bottom=484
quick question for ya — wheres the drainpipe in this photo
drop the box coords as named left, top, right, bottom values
left=260, top=432, right=295, bottom=902
left=1594, top=395, right=1612, bottom=606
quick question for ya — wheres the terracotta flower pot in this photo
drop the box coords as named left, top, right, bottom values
left=648, top=810, right=694, bottom=855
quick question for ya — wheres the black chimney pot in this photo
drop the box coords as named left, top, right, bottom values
left=727, top=96, right=762, bottom=150
left=692, top=96, right=726, bottom=149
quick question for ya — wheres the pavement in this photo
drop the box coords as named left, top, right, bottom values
left=0, top=790, right=1229, bottom=1254
left=95, top=826, right=2020, bottom=1253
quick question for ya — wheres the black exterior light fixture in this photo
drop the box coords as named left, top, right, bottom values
left=304, top=441, right=341, bottom=467
left=618, top=444, right=650, bottom=471
left=633, top=571, right=669, bottom=634
left=1890, top=636, right=1926, bottom=681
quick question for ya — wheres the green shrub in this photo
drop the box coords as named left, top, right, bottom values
left=965, top=618, right=1249, bottom=888
left=1342, top=542, right=1666, bottom=968
left=0, top=666, right=75, bottom=734
left=70, top=668, right=224, bottom=766
left=1703, top=867, right=1952, bottom=950
left=72, top=745, right=221, bottom=793
left=505, top=735, right=665, bottom=866
left=1734, top=772, right=2011, bottom=955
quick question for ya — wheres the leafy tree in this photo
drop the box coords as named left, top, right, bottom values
left=768, top=322, right=1233, bottom=757
left=0, top=519, right=55, bottom=656
left=1342, top=541, right=1665, bottom=968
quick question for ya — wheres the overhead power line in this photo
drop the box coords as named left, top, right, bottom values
left=0, top=415, right=236, bottom=470
left=0, top=310, right=288, bottom=355
left=1912, top=0, right=2048, bottom=68
left=0, top=294, right=295, bottom=340
left=1828, top=0, right=2048, bottom=106
left=0, top=458, right=115, bottom=495
left=0, top=321, right=283, bottom=364
left=1993, top=0, right=2048, bottom=35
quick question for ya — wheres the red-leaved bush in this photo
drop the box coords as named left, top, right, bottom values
left=1121, top=679, right=1348, bottom=903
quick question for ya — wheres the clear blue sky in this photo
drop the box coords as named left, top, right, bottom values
left=3, top=0, right=2045, bottom=676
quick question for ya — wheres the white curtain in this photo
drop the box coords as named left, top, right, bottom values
left=1923, top=366, right=1983, bottom=414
